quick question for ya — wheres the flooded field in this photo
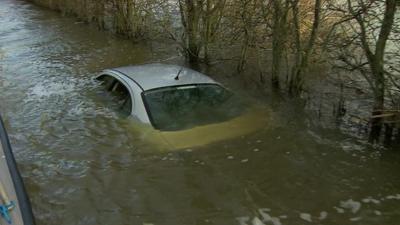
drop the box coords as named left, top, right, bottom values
left=1, top=1, right=400, bottom=224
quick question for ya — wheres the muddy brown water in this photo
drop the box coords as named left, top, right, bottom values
left=1, top=1, right=400, bottom=225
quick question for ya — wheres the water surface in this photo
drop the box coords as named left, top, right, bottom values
left=1, top=1, right=400, bottom=224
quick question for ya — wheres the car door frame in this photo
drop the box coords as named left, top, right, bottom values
left=96, top=70, right=151, bottom=125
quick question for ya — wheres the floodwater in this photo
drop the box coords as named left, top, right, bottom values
left=1, top=1, right=400, bottom=224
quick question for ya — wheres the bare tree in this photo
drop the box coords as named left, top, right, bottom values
left=224, top=0, right=265, bottom=74
left=271, top=0, right=290, bottom=88
left=327, top=0, right=398, bottom=142
left=177, top=0, right=225, bottom=64
left=288, top=0, right=322, bottom=94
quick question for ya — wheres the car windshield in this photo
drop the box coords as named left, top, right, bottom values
left=143, top=84, right=247, bottom=131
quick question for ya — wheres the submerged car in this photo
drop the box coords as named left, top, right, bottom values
left=96, top=63, right=269, bottom=150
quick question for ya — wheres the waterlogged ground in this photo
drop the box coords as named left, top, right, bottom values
left=1, top=1, right=400, bottom=225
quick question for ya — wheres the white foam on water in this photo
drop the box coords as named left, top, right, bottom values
left=334, top=206, right=345, bottom=213
left=236, top=209, right=282, bottom=225
left=340, top=199, right=361, bottom=214
left=236, top=216, right=250, bottom=225
left=299, top=213, right=312, bottom=222
left=28, top=81, right=76, bottom=100
left=362, top=197, right=381, bottom=204
left=258, top=209, right=282, bottom=225
left=319, top=211, right=328, bottom=220
left=252, top=217, right=265, bottom=225
left=386, top=194, right=400, bottom=200
left=349, top=217, right=362, bottom=221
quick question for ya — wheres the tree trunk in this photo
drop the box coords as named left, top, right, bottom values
left=180, top=0, right=201, bottom=63
left=271, top=0, right=288, bottom=89
left=271, top=32, right=284, bottom=89
left=396, top=128, right=400, bottom=145
left=203, top=0, right=211, bottom=64
left=366, top=0, right=397, bottom=143
left=237, top=36, right=249, bottom=74
left=288, top=0, right=321, bottom=95
left=384, top=123, right=393, bottom=146
left=369, top=94, right=384, bottom=143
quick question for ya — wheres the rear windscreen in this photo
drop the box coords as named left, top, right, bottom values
left=143, top=84, right=247, bottom=131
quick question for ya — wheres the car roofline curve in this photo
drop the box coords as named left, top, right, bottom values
left=108, top=68, right=145, bottom=92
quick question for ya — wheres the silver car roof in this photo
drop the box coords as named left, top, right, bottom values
left=106, top=63, right=218, bottom=91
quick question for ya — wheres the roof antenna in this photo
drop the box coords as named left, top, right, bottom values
left=175, top=67, right=184, bottom=80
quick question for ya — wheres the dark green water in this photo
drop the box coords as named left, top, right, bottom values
left=1, top=1, right=400, bottom=224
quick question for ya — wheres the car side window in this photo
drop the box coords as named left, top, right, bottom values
left=97, top=75, right=132, bottom=116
